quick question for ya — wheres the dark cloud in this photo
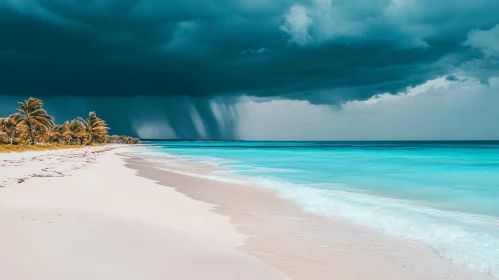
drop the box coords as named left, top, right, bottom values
left=1, top=0, right=498, bottom=138
left=0, top=95, right=238, bottom=139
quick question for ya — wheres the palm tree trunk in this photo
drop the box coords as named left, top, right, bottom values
left=26, top=121, right=35, bottom=145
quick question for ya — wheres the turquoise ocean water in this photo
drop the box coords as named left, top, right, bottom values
left=140, top=141, right=499, bottom=276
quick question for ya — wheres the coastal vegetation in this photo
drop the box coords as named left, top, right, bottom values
left=0, top=97, right=140, bottom=151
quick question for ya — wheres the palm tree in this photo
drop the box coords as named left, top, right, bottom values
left=0, top=118, right=6, bottom=144
left=1, top=97, right=141, bottom=147
left=16, top=123, right=30, bottom=143
left=0, top=115, right=20, bottom=144
left=78, top=112, right=108, bottom=144
left=58, top=122, right=71, bottom=144
left=66, top=119, right=85, bottom=144
left=48, top=124, right=66, bottom=144
left=15, top=98, right=54, bottom=144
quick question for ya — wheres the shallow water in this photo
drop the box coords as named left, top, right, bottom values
left=137, top=141, right=499, bottom=277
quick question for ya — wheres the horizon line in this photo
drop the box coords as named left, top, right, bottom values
left=139, top=139, right=499, bottom=142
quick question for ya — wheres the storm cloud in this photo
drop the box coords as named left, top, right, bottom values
left=238, top=75, right=499, bottom=140
left=1, top=0, right=498, bottom=138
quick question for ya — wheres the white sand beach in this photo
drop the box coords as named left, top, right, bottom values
left=0, top=146, right=286, bottom=280
left=0, top=146, right=496, bottom=280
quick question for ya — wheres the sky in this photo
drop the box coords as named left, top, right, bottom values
left=1, top=0, right=498, bottom=140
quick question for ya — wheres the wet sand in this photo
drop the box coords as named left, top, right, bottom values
left=124, top=152, right=496, bottom=280
left=0, top=145, right=495, bottom=279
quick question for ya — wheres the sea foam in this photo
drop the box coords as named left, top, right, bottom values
left=211, top=171, right=499, bottom=277
left=132, top=145, right=499, bottom=278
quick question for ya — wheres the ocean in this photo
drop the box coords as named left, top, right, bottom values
left=138, top=141, right=499, bottom=277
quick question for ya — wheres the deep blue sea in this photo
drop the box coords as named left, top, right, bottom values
left=140, top=141, right=499, bottom=276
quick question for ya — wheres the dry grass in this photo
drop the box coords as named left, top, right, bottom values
left=0, top=144, right=83, bottom=153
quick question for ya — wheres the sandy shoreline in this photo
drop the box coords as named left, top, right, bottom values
left=0, top=146, right=286, bottom=280
left=0, top=145, right=496, bottom=279
left=124, top=151, right=497, bottom=280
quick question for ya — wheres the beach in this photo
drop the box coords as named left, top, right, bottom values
left=0, top=146, right=285, bottom=280
left=0, top=145, right=496, bottom=279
